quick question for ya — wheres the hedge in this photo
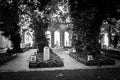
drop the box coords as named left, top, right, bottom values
left=69, top=52, right=115, bottom=66
left=101, top=49, right=120, bottom=60
left=0, top=53, right=16, bottom=66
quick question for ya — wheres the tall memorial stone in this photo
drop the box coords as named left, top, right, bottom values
left=43, top=46, right=50, bottom=61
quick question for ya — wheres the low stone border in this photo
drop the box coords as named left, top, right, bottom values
left=69, top=52, right=115, bottom=66
left=29, top=50, right=64, bottom=68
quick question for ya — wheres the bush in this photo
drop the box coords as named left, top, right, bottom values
left=0, top=53, right=17, bottom=66
left=101, top=49, right=120, bottom=60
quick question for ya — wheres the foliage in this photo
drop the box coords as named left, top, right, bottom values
left=47, top=0, right=71, bottom=30
left=0, top=0, right=51, bottom=52
left=0, top=0, right=22, bottom=52
left=69, top=0, right=120, bottom=56
left=101, top=18, right=120, bottom=48
left=31, top=10, right=49, bottom=52
left=32, top=0, right=71, bottom=51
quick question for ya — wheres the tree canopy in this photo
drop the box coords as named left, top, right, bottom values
left=69, top=0, right=120, bottom=55
left=1, top=0, right=120, bottom=55
left=0, top=0, right=51, bottom=52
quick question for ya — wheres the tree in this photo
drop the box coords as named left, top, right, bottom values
left=18, top=0, right=51, bottom=52
left=31, top=10, right=49, bottom=52
left=0, top=0, right=22, bottom=52
left=69, top=0, right=120, bottom=56
left=0, top=0, right=51, bottom=53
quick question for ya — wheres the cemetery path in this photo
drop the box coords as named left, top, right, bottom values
left=0, top=49, right=37, bottom=71
left=0, top=48, right=91, bottom=72
left=0, top=48, right=120, bottom=72
left=52, top=48, right=91, bottom=69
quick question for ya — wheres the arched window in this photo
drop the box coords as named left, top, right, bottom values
left=64, top=31, right=70, bottom=46
left=54, top=31, right=60, bottom=47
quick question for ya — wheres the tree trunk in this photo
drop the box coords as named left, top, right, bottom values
left=11, top=33, right=22, bottom=53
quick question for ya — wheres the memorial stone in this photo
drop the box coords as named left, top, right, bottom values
left=43, top=46, right=50, bottom=61
left=87, top=55, right=93, bottom=61
left=30, top=55, right=37, bottom=62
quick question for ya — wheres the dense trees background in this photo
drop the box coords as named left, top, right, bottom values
left=0, top=0, right=21, bottom=52
left=0, top=0, right=51, bottom=53
left=69, top=0, right=120, bottom=56
left=25, top=0, right=51, bottom=52
left=0, top=0, right=70, bottom=53
left=1, top=0, right=120, bottom=55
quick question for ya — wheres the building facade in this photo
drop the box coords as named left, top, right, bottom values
left=46, top=24, right=72, bottom=48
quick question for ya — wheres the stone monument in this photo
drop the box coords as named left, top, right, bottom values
left=87, top=55, right=93, bottom=61
left=72, top=48, right=76, bottom=53
left=30, top=55, right=37, bottom=62
left=43, top=46, right=50, bottom=61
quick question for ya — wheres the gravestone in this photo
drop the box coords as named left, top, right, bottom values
left=87, top=55, right=93, bottom=61
left=43, top=46, right=50, bottom=61
left=72, top=48, right=76, bottom=53
left=29, top=53, right=37, bottom=68
left=30, top=55, right=37, bottom=62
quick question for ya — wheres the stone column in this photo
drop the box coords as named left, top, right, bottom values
left=69, top=32, right=72, bottom=47
left=21, top=30, right=26, bottom=48
left=51, top=30, right=54, bottom=48
left=60, top=30, right=64, bottom=48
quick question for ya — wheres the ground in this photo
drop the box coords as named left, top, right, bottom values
left=0, top=48, right=120, bottom=80
left=0, top=68, right=120, bottom=80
